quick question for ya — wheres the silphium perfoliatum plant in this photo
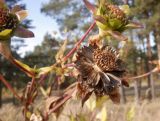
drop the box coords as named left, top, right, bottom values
left=0, top=0, right=35, bottom=77
left=75, top=44, right=129, bottom=105
left=83, top=0, right=143, bottom=41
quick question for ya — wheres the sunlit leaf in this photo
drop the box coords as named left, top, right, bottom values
left=13, top=59, right=35, bottom=76
left=56, top=39, right=67, bottom=63
left=16, top=10, right=28, bottom=21
left=125, top=22, right=144, bottom=29
left=0, top=29, right=12, bottom=40
left=37, top=66, right=53, bottom=77
left=14, top=26, right=34, bottom=38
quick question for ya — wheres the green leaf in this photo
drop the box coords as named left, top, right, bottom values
left=108, top=19, right=122, bottom=30
left=36, top=66, right=54, bottom=77
left=0, top=29, right=12, bottom=40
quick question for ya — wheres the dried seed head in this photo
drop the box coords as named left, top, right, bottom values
left=75, top=44, right=128, bottom=104
left=93, top=46, right=118, bottom=71
left=0, top=8, right=19, bottom=32
left=106, top=4, right=128, bottom=25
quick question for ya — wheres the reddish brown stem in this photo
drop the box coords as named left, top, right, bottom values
left=47, top=87, right=75, bottom=116
left=0, top=74, right=21, bottom=101
left=129, top=67, right=158, bottom=80
left=10, top=57, right=35, bottom=77
left=63, top=21, right=96, bottom=62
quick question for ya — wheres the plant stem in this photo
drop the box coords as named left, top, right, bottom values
left=10, top=58, right=35, bottom=77
left=63, top=21, right=96, bottom=62
left=0, top=74, right=21, bottom=101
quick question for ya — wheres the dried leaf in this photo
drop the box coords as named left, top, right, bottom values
left=0, top=0, right=5, bottom=8
left=125, top=21, right=144, bottom=29
left=56, top=39, right=67, bottom=63
left=11, top=5, right=22, bottom=13
left=16, top=10, right=28, bottom=21
left=107, top=30, right=128, bottom=41
left=14, top=26, right=34, bottom=38
left=82, top=91, right=93, bottom=107
left=83, top=0, right=96, bottom=13
left=121, top=78, right=129, bottom=87
left=94, top=15, right=107, bottom=25
left=109, top=88, right=120, bottom=103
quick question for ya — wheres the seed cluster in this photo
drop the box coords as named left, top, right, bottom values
left=0, top=8, right=19, bottom=32
left=106, top=4, right=128, bottom=25
left=93, top=46, right=118, bottom=71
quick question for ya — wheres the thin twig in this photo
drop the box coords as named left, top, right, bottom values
left=128, top=67, right=158, bottom=80
left=0, top=73, right=21, bottom=101
left=63, top=21, right=96, bottom=62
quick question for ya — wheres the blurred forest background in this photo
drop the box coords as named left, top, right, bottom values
left=0, top=0, right=160, bottom=119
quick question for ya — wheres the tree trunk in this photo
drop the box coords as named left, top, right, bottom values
left=134, top=79, right=141, bottom=104
left=0, top=81, right=2, bottom=107
left=146, top=34, right=155, bottom=99
left=120, top=84, right=126, bottom=104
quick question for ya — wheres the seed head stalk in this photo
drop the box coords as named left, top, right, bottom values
left=63, top=21, right=96, bottom=62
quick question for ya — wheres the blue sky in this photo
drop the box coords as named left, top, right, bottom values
left=17, top=0, right=59, bottom=56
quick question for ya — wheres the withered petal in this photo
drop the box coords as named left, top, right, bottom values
left=109, top=88, right=120, bottom=103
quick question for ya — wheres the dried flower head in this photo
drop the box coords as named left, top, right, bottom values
left=75, top=44, right=129, bottom=104
left=0, top=8, right=19, bottom=32
left=0, top=0, right=34, bottom=40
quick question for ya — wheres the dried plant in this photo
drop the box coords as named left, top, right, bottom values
left=0, top=0, right=149, bottom=121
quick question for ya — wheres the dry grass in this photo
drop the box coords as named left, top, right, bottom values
left=1, top=98, right=160, bottom=121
